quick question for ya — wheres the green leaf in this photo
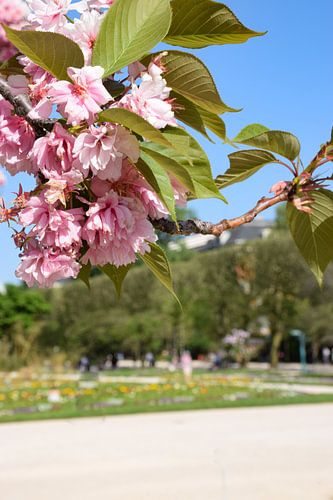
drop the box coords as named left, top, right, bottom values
left=145, top=128, right=226, bottom=201
left=216, top=149, right=277, bottom=188
left=3, top=26, right=84, bottom=81
left=165, top=0, right=265, bottom=48
left=92, top=0, right=172, bottom=77
left=171, top=92, right=210, bottom=140
left=198, top=107, right=226, bottom=141
left=287, top=189, right=333, bottom=284
left=140, top=144, right=195, bottom=195
left=156, top=51, right=238, bottom=114
left=99, top=264, right=132, bottom=298
left=0, top=55, right=25, bottom=76
left=137, top=153, right=177, bottom=221
left=234, top=123, right=270, bottom=142
left=77, top=263, right=92, bottom=289
left=234, top=124, right=301, bottom=161
left=99, top=108, right=175, bottom=149
left=140, top=243, right=180, bottom=306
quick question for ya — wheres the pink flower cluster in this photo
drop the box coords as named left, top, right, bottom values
left=0, top=0, right=183, bottom=288
left=0, top=0, right=27, bottom=62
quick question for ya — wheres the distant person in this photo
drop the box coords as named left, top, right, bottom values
left=103, top=355, right=112, bottom=370
left=322, top=347, right=331, bottom=364
left=181, top=351, right=193, bottom=383
left=111, top=353, right=118, bottom=370
left=79, top=356, right=90, bottom=373
left=145, top=352, right=155, bottom=368
left=213, top=352, right=223, bottom=370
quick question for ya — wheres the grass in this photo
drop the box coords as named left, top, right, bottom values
left=0, top=369, right=333, bottom=424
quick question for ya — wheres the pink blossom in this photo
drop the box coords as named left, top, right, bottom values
left=15, top=56, right=56, bottom=119
left=269, top=180, right=291, bottom=196
left=112, top=161, right=169, bottom=219
left=0, top=171, right=6, bottom=186
left=0, top=96, right=13, bottom=119
left=30, top=123, right=75, bottom=177
left=16, top=240, right=81, bottom=288
left=75, top=0, right=116, bottom=12
left=48, top=66, right=111, bottom=125
left=171, top=176, right=188, bottom=207
left=26, top=0, right=71, bottom=30
left=19, top=195, right=84, bottom=248
left=73, top=124, right=139, bottom=180
left=0, top=0, right=27, bottom=62
left=128, top=61, right=146, bottom=81
left=43, top=179, right=68, bottom=206
left=118, top=63, right=177, bottom=129
left=292, top=196, right=314, bottom=214
left=7, top=75, right=29, bottom=97
left=81, top=191, right=156, bottom=267
left=0, top=115, right=35, bottom=175
left=62, top=10, right=103, bottom=64
left=90, top=162, right=169, bottom=218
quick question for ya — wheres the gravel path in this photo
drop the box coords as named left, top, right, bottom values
left=1, top=404, right=333, bottom=500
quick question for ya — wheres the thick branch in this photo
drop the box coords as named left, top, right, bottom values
left=152, top=190, right=290, bottom=236
left=0, top=77, right=54, bottom=137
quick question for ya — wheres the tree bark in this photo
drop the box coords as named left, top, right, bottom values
left=270, top=331, right=283, bottom=368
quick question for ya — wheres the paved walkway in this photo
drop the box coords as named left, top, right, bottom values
left=1, top=404, right=333, bottom=500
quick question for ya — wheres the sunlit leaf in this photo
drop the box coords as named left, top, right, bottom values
left=140, top=243, right=180, bottom=306
left=77, top=263, right=92, bottom=289
left=137, top=153, right=177, bottom=221
left=92, top=0, right=172, bottom=77
left=287, top=189, right=333, bottom=284
left=3, top=26, right=84, bottom=81
left=99, top=263, right=132, bottom=298
left=165, top=0, right=265, bottom=48
left=152, top=51, right=238, bottom=114
left=216, top=149, right=277, bottom=188
left=234, top=124, right=300, bottom=161
left=99, top=108, right=175, bottom=149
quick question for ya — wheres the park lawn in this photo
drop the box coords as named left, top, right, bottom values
left=1, top=371, right=333, bottom=423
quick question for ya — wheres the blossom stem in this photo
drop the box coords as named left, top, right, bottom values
left=151, top=189, right=292, bottom=236
left=0, top=77, right=55, bottom=137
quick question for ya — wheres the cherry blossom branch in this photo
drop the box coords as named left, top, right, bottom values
left=151, top=190, right=292, bottom=236
left=0, top=77, right=54, bottom=137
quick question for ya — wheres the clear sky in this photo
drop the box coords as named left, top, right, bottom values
left=0, top=0, right=332, bottom=285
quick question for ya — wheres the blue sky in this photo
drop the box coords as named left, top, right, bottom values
left=0, top=0, right=332, bottom=284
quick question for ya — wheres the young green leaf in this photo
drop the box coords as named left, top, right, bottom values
left=140, top=243, right=181, bottom=306
left=77, top=263, right=92, bottom=289
left=159, top=51, right=238, bottom=114
left=3, top=27, right=84, bottom=81
left=92, top=0, right=172, bottom=77
left=234, top=124, right=300, bottom=161
left=287, top=189, right=333, bottom=285
left=144, top=129, right=226, bottom=201
left=140, top=144, right=195, bottom=195
left=99, top=108, right=175, bottom=149
left=234, top=123, right=270, bottom=142
left=197, top=107, right=226, bottom=141
left=137, top=154, right=177, bottom=222
left=99, top=264, right=132, bottom=298
left=216, top=149, right=277, bottom=188
left=171, top=92, right=210, bottom=140
left=165, top=0, right=265, bottom=48
left=0, top=55, right=25, bottom=76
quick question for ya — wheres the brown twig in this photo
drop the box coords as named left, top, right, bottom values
left=151, top=190, right=291, bottom=236
left=0, top=76, right=54, bottom=137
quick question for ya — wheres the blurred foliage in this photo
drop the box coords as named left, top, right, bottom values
left=0, top=233, right=332, bottom=369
